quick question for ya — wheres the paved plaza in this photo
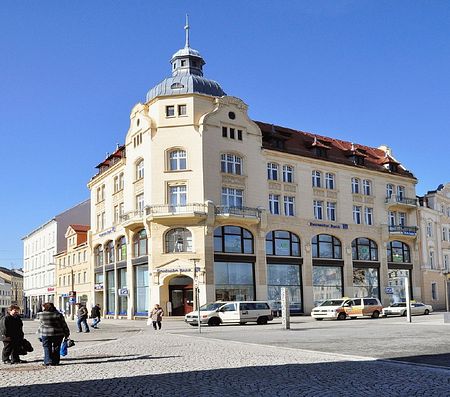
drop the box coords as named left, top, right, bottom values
left=0, top=314, right=449, bottom=396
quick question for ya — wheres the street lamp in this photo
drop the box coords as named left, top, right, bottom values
left=189, top=258, right=201, bottom=333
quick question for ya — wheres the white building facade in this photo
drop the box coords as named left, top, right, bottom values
left=0, top=276, right=12, bottom=315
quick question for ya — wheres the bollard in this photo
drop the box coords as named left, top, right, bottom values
left=281, top=287, right=290, bottom=330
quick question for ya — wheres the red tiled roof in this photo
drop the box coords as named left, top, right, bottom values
left=255, top=121, right=416, bottom=180
left=70, top=225, right=90, bottom=233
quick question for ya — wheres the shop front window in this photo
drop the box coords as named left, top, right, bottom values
left=106, top=270, right=115, bottom=315
left=387, top=241, right=411, bottom=263
left=352, top=238, right=378, bottom=261
left=135, top=265, right=149, bottom=315
left=312, top=266, right=343, bottom=306
left=387, top=269, right=411, bottom=302
left=267, top=263, right=302, bottom=314
left=214, top=262, right=254, bottom=301
left=133, top=229, right=148, bottom=257
left=116, top=236, right=127, bottom=262
left=165, top=228, right=193, bottom=253
left=353, top=268, right=380, bottom=299
left=118, top=268, right=127, bottom=315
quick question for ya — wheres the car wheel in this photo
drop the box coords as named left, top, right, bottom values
left=371, top=311, right=380, bottom=319
left=257, top=316, right=268, bottom=325
left=337, top=312, right=346, bottom=320
left=402, top=310, right=407, bottom=316
left=189, top=323, right=197, bottom=327
left=208, top=317, right=221, bottom=326
left=424, top=309, right=430, bottom=315
left=315, top=318, right=323, bottom=321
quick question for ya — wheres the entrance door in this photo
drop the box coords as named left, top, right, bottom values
left=169, top=275, right=194, bottom=315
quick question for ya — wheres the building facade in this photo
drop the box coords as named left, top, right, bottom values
left=0, top=267, right=23, bottom=308
left=55, top=225, right=91, bottom=316
left=0, top=276, right=12, bottom=315
left=22, top=200, right=90, bottom=317
left=418, top=183, right=450, bottom=310
left=87, top=24, right=422, bottom=318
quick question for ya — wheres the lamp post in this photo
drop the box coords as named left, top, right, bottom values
left=190, top=258, right=201, bottom=333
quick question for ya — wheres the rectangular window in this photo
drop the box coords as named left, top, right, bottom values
left=282, top=165, right=293, bottom=183
left=114, top=205, right=120, bottom=224
left=237, top=130, right=243, bottom=140
left=312, top=266, right=343, bottom=306
left=431, top=282, right=437, bottom=300
left=284, top=196, right=295, bottom=216
left=229, top=128, right=235, bottom=139
left=313, top=200, right=323, bottom=220
left=398, top=212, right=406, bottom=226
left=388, top=211, right=396, bottom=226
left=353, top=206, right=362, bottom=224
left=106, top=270, right=115, bottom=315
left=267, top=163, right=278, bottom=180
left=222, top=126, right=227, bottom=138
left=135, top=265, right=149, bottom=315
left=267, top=264, right=302, bottom=314
left=165, top=105, right=175, bottom=117
left=363, top=179, right=372, bottom=195
left=326, top=202, right=336, bottom=221
left=136, top=193, right=145, bottom=212
left=269, top=194, right=280, bottom=215
left=365, top=207, right=373, bottom=225
left=221, top=187, right=243, bottom=207
left=444, top=255, right=449, bottom=270
left=352, top=178, right=360, bottom=194
left=178, top=104, right=187, bottom=116
left=312, top=171, right=321, bottom=188
left=353, top=268, right=380, bottom=299
left=214, top=262, right=255, bottom=301
left=169, top=185, right=187, bottom=208
left=427, top=222, right=433, bottom=237
left=443, top=227, right=447, bottom=241
left=429, top=251, right=434, bottom=269
left=386, top=184, right=394, bottom=198
left=325, top=173, right=335, bottom=190
left=397, top=186, right=405, bottom=200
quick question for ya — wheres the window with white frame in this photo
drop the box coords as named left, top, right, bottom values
left=325, top=173, right=335, bottom=190
left=136, top=160, right=144, bottom=180
left=431, top=282, right=437, bottom=300
left=169, top=150, right=187, bottom=171
left=269, top=194, right=280, bottom=215
left=353, top=206, right=362, bottom=224
left=282, top=165, right=294, bottom=183
left=169, top=185, right=187, bottom=207
left=136, top=193, right=145, bottom=212
left=267, top=163, right=279, bottom=180
left=388, top=211, right=396, bottom=226
left=114, top=175, right=120, bottom=193
left=443, top=227, right=447, bottom=241
left=365, top=207, right=373, bottom=225
left=114, top=205, right=120, bottom=224
left=362, top=179, right=372, bottom=195
left=386, top=184, right=394, bottom=199
left=284, top=196, right=295, bottom=216
left=325, top=202, right=335, bottom=221
left=312, top=171, right=322, bottom=188
left=313, top=200, right=323, bottom=220
left=429, top=250, right=435, bottom=269
left=397, top=185, right=405, bottom=200
left=426, top=222, right=433, bottom=237
left=444, top=255, right=449, bottom=270
left=221, top=154, right=242, bottom=175
left=221, top=187, right=243, bottom=207
left=398, top=212, right=406, bottom=226
left=351, top=178, right=360, bottom=194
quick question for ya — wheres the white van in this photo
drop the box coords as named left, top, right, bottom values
left=184, top=301, right=273, bottom=326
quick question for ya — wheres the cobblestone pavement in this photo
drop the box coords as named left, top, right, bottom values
left=0, top=318, right=448, bottom=397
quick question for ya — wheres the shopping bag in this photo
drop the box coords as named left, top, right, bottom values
left=60, top=339, right=68, bottom=356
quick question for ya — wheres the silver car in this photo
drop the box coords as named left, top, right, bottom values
left=382, top=302, right=433, bottom=317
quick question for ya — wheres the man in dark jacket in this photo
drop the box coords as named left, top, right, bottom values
left=1, top=305, right=26, bottom=364
left=76, top=303, right=90, bottom=333
left=90, top=304, right=101, bottom=329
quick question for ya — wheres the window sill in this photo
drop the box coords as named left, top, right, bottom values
left=164, top=169, right=192, bottom=173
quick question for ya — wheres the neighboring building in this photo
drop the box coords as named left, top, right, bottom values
left=87, top=23, right=421, bottom=319
left=418, top=183, right=450, bottom=310
left=0, top=276, right=11, bottom=315
left=54, top=225, right=91, bottom=316
left=0, top=267, right=24, bottom=308
left=22, top=200, right=90, bottom=317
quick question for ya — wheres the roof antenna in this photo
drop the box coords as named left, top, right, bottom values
left=184, top=14, right=190, bottom=48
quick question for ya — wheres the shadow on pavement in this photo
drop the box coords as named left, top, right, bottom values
left=387, top=352, right=450, bottom=368
left=1, top=361, right=448, bottom=397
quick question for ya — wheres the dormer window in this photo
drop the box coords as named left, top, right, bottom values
left=181, top=60, right=186, bottom=67
left=313, top=147, right=327, bottom=158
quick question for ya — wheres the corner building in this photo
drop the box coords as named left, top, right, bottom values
left=88, top=25, right=421, bottom=318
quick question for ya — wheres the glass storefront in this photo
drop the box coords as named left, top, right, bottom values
left=312, top=265, right=343, bottom=306
left=106, top=270, right=115, bottom=315
left=214, top=261, right=254, bottom=301
left=135, top=265, right=149, bottom=315
left=353, top=268, right=380, bottom=299
left=267, top=263, right=302, bottom=314
left=387, top=269, right=411, bottom=303
left=118, top=268, right=127, bottom=315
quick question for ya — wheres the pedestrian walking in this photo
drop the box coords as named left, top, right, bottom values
left=76, top=303, right=90, bottom=333
left=90, top=304, right=101, bottom=329
left=0, top=305, right=26, bottom=364
left=36, top=302, right=70, bottom=366
left=150, top=304, right=164, bottom=330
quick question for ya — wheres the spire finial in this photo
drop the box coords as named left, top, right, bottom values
left=184, top=14, right=190, bottom=48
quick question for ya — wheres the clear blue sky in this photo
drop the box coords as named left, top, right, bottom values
left=1, top=1, right=449, bottom=268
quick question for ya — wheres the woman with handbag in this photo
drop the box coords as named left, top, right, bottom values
left=36, top=302, right=70, bottom=366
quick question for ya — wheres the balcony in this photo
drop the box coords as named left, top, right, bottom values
left=120, top=210, right=144, bottom=227
left=385, top=195, right=417, bottom=210
left=388, top=225, right=418, bottom=238
left=145, top=203, right=208, bottom=224
left=215, top=206, right=261, bottom=224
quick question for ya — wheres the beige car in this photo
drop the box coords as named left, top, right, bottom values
left=311, top=297, right=383, bottom=320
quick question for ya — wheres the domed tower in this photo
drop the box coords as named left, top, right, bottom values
left=146, top=16, right=226, bottom=102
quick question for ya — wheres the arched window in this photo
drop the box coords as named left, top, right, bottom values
left=116, top=236, right=127, bottom=262
left=387, top=241, right=410, bottom=263
left=169, top=149, right=187, bottom=171
left=312, top=234, right=342, bottom=259
left=105, top=240, right=114, bottom=264
left=266, top=231, right=300, bottom=256
left=94, top=245, right=103, bottom=267
left=136, top=159, right=144, bottom=180
left=214, top=226, right=253, bottom=254
left=165, top=228, right=193, bottom=252
left=352, top=238, right=378, bottom=261
left=221, top=153, right=242, bottom=175
left=133, top=229, right=148, bottom=257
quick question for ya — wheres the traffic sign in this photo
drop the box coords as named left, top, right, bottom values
left=385, top=287, right=394, bottom=294
left=69, top=297, right=76, bottom=304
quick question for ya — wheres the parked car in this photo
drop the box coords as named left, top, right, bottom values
left=311, top=297, right=383, bottom=320
left=382, top=302, right=433, bottom=317
left=269, top=301, right=303, bottom=317
left=185, top=301, right=273, bottom=326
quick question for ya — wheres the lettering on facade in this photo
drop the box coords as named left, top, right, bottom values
left=309, top=222, right=349, bottom=230
left=99, top=227, right=116, bottom=237
left=153, top=267, right=200, bottom=274
left=94, top=283, right=104, bottom=290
